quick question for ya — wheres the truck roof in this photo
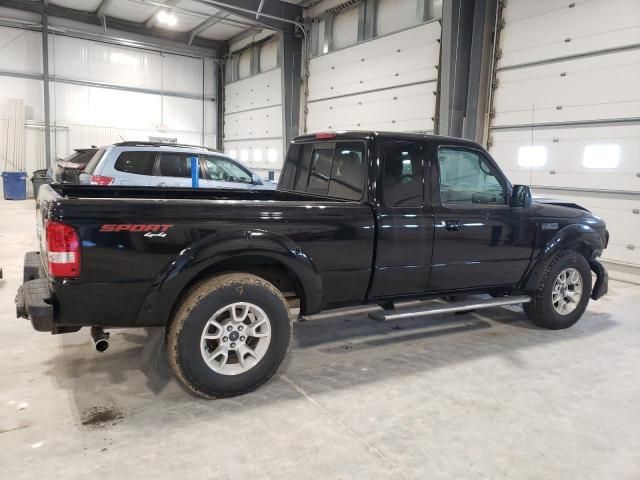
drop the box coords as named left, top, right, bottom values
left=292, top=131, right=481, bottom=148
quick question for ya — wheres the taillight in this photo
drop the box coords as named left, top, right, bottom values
left=46, top=220, right=81, bottom=278
left=90, top=175, right=114, bottom=185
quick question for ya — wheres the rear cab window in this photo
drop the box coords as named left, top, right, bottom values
left=280, top=141, right=366, bottom=200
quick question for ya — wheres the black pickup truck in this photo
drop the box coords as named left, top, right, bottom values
left=16, top=132, right=609, bottom=398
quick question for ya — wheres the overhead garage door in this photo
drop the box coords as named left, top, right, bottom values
left=488, top=0, right=640, bottom=267
left=224, top=36, right=283, bottom=180
left=306, top=10, right=441, bottom=133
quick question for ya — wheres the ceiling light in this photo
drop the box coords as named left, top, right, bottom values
left=583, top=144, right=620, bottom=169
left=157, top=10, right=177, bottom=27
left=518, top=145, right=547, bottom=167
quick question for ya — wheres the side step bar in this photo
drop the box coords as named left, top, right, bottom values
left=368, top=295, right=531, bottom=322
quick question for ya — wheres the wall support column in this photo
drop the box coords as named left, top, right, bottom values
left=437, top=0, right=498, bottom=144
left=216, top=49, right=227, bottom=151
left=280, top=31, right=302, bottom=152
left=42, top=1, right=52, bottom=167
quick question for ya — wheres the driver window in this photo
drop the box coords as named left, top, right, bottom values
left=437, top=147, right=506, bottom=205
left=203, top=155, right=253, bottom=184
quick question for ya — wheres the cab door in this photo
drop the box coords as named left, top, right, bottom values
left=428, top=143, right=534, bottom=291
left=368, top=138, right=435, bottom=298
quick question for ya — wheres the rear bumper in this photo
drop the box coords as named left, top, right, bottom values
left=15, top=252, right=55, bottom=332
left=589, top=258, right=608, bottom=300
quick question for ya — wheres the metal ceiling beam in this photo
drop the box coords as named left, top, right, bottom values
left=192, top=0, right=303, bottom=33
left=143, top=0, right=182, bottom=28
left=188, top=11, right=230, bottom=44
left=0, top=0, right=226, bottom=50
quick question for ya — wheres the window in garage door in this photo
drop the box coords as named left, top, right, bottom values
left=376, top=0, right=419, bottom=36
left=332, top=7, right=359, bottom=50
left=259, top=39, right=279, bottom=72
left=238, top=49, right=252, bottom=80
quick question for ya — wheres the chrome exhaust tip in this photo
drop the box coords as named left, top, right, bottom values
left=90, top=327, right=110, bottom=353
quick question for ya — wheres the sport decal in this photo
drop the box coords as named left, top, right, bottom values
left=99, top=224, right=174, bottom=238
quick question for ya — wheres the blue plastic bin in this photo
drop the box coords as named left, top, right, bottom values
left=2, top=171, right=28, bottom=200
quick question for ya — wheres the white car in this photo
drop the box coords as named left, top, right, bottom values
left=79, top=142, right=276, bottom=190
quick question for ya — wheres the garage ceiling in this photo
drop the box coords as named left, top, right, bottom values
left=47, top=0, right=254, bottom=41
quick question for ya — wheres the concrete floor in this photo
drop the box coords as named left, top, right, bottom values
left=1, top=198, right=639, bottom=480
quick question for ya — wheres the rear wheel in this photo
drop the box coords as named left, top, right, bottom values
left=168, top=273, right=292, bottom=398
left=524, top=250, right=592, bottom=330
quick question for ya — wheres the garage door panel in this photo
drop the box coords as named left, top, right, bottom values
left=224, top=105, right=283, bottom=141
left=490, top=125, right=640, bottom=192
left=500, top=0, right=640, bottom=68
left=308, top=22, right=440, bottom=101
left=225, top=69, right=282, bottom=113
left=530, top=189, right=640, bottom=265
left=493, top=49, right=640, bottom=126
left=307, top=82, right=436, bottom=133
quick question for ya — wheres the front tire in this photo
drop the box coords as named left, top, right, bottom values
left=524, top=250, right=592, bottom=330
left=168, top=273, right=292, bottom=398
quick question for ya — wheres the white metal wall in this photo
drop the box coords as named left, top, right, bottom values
left=49, top=34, right=217, bottom=154
left=489, top=0, right=640, bottom=267
left=0, top=25, right=216, bottom=197
left=307, top=21, right=441, bottom=133
left=223, top=35, right=282, bottom=179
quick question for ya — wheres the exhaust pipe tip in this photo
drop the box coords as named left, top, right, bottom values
left=90, top=327, right=110, bottom=353
left=94, top=338, right=109, bottom=352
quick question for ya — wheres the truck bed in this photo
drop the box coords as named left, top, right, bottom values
left=36, top=184, right=376, bottom=328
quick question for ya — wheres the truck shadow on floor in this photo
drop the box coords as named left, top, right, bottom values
left=43, top=305, right=616, bottom=428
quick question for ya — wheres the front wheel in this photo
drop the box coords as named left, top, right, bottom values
left=524, top=250, right=592, bottom=330
left=168, top=273, right=292, bottom=398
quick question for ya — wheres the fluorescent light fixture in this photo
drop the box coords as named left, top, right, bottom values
left=518, top=145, right=547, bottom=167
left=157, top=10, right=177, bottom=27
left=228, top=150, right=237, bottom=159
left=267, top=148, right=278, bottom=163
left=253, top=149, right=263, bottom=162
left=240, top=149, right=249, bottom=162
left=583, top=144, right=620, bottom=169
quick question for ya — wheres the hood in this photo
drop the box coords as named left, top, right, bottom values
left=533, top=196, right=591, bottom=212
left=531, top=196, right=608, bottom=246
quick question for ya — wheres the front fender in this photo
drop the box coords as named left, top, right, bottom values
left=521, top=223, right=605, bottom=291
left=134, top=229, right=323, bottom=326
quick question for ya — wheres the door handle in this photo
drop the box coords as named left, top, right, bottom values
left=445, top=220, right=462, bottom=231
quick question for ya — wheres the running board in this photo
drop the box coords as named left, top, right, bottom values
left=368, top=295, right=531, bottom=322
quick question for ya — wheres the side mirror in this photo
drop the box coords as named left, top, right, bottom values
left=511, top=184, right=533, bottom=207
left=252, top=174, right=263, bottom=185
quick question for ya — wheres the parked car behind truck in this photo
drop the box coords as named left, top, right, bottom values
left=17, top=132, right=609, bottom=398
left=79, top=141, right=276, bottom=189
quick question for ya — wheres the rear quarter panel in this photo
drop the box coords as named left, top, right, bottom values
left=49, top=196, right=375, bottom=326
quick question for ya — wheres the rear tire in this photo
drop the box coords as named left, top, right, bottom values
left=524, top=250, right=591, bottom=330
left=168, top=273, right=292, bottom=398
